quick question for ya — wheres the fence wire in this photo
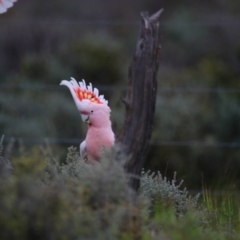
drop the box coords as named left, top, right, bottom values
left=1, top=84, right=240, bottom=94
left=3, top=137, right=240, bottom=148
left=1, top=19, right=240, bottom=27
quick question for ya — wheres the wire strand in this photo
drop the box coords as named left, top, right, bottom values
left=1, top=19, right=240, bottom=27
left=1, top=84, right=240, bottom=94
left=3, top=137, right=240, bottom=148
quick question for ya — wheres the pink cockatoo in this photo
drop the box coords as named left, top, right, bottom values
left=60, top=77, right=115, bottom=162
left=0, top=0, right=17, bottom=14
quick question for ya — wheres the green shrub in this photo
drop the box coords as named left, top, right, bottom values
left=0, top=141, right=239, bottom=239
left=139, top=170, right=201, bottom=217
left=0, top=145, right=142, bottom=240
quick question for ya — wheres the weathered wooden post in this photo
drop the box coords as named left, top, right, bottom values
left=120, top=9, right=163, bottom=191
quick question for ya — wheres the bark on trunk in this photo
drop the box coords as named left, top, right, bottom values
left=120, top=9, right=163, bottom=191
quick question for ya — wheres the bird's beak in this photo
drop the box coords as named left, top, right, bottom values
left=81, top=114, right=90, bottom=124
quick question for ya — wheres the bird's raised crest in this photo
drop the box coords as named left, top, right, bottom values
left=60, top=77, right=108, bottom=105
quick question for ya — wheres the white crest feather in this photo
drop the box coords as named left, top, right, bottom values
left=0, top=0, right=17, bottom=14
left=87, top=83, right=93, bottom=93
left=70, top=77, right=78, bottom=87
left=93, top=88, right=99, bottom=97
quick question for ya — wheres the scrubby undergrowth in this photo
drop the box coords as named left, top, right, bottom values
left=0, top=141, right=239, bottom=240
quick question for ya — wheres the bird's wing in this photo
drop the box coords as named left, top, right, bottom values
left=80, top=140, right=87, bottom=160
left=0, top=0, right=17, bottom=14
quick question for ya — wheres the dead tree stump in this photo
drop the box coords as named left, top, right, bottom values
left=120, top=9, right=163, bottom=191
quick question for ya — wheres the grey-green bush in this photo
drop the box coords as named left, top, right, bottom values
left=0, top=141, right=239, bottom=239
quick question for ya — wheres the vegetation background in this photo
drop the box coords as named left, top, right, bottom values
left=0, top=0, right=240, bottom=191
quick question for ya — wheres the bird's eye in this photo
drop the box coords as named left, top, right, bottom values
left=91, top=110, right=94, bottom=113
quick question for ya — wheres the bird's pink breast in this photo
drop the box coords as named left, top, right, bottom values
left=85, top=127, right=114, bottom=161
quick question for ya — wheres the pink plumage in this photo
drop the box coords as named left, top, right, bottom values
left=0, top=0, right=17, bottom=14
left=60, top=78, right=115, bottom=162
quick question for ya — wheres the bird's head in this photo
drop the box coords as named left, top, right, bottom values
left=60, top=78, right=111, bottom=127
